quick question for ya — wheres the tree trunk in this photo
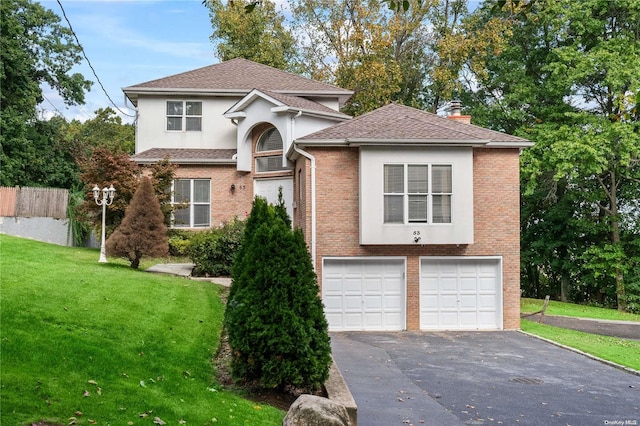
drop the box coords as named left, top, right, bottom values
left=560, top=270, right=571, bottom=303
left=608, top=171, right=626, bottom=312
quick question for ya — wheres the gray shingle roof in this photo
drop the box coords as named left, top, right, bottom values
left=123, top=58, right=353, bottom=105
left=226, top=88, right=351, bottom=119
left=132, top=148, right=237, bottom=164
left=296, top=103, right=532, bottom=146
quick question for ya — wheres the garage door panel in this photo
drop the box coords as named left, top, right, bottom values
left=440, top=294, right=459, bottom=309
left=323, top=259, right=405, bottom=331
left=440, top=278, right=458, bottom=292
left=459, top=294, right=478, bottom=308
left=421, top=258, right=501, bottom=330
left=364, top=296, right=382, bottom=310
left=479, top=294, right=497, bottom=308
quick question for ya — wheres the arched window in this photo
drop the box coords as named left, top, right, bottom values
left=255, top=128, right=285, bottom=172
left=257, top=128, right=283, bottom=152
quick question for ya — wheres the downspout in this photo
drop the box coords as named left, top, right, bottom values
left=291, top=111, right=317, bottom=271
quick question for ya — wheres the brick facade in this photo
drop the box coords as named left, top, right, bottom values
left=295, top=146, right=522, bottom=331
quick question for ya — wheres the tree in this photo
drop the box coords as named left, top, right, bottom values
left=106, top=177, right=168, bottom=269
left=464, top=0, right=640, bottom=311
left=205, top=0, right=298, bottom=71
left=78, top=148, right=141, bottom=236
left=77, top=149, right=177, bottom=238
left=0, top=0, right=92, bottom=186
left=225, top=197, right=331, bottom=390
left=63, top=108, right=135, bottom=157
left=145, top=158, right=178, bottom=226
left=291, top=0, right=487, bottom=115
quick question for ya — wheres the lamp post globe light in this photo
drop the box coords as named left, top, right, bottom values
left=93, top=184, right=116, bottom=263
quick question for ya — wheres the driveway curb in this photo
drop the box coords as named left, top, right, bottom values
left=517, top=330, right=640, bottom=377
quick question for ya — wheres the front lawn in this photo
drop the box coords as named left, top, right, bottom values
left=0, top=235, right=284, bottom=425
left=521, top=297, right=640, bottom=371
left=521, top=298, right=640, bottom=322
left=521, top=320, right=640, bottom=371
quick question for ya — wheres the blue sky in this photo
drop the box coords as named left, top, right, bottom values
left=39, top=0, right=217, bottom=123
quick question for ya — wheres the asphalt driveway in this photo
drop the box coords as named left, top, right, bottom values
left=330, top=331, right=640, bottom=426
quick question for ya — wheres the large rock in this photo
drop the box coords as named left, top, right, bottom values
left=283, top=394, right=350, bottom=426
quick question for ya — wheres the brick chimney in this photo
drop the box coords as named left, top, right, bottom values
left=447, top=100, right=471, bottom=125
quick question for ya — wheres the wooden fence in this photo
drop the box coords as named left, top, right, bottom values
left=0, top=187, right=68, bottom=219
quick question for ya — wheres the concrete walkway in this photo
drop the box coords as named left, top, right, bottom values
left=146, top=263, right=231, bottom=287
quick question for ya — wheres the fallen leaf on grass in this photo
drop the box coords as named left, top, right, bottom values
left=88, top=380, right=98, bottom=385
left=153, top=417, right=166, bottom=425
left=82, top=390, right=90, bottom=397
left=74, top=411, right=83, bottom=416
left=179, top=420, right=187, bottom=425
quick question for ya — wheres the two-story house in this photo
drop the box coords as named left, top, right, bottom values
left=124, top=58, right=533, bottom=332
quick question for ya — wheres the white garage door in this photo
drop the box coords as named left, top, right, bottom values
left=420, top=258, right=502, bottom=330
left=323, top=258, right=405, bottom=331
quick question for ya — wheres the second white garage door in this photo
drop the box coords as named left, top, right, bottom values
left=420, top=258, right=502, bottom=330
left=322, top=258, right=405, bottom=331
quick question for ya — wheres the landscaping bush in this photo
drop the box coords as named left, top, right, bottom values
left=225, top=196, right=331, bottom=391
left=189, top=217, right=245, bottom=277
left=106, top=177, right=168, bottom=268
left=167, top=229, right=194, bottom=256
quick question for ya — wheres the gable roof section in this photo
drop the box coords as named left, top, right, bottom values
left=123, top=58, right=353, bottom=107
left=224, top=88, right=352, bottom=121
left=131, top=148, right=237, bottom=165
left=294, top=103, right=533, bottom=148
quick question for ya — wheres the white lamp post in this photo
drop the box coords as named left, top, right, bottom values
left=93, top=184, right=116, bottom=263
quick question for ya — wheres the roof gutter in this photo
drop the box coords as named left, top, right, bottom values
left=291, top=111, right=317, bottom=271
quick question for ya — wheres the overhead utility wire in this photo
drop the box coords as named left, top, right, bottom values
left=56, top=0, right=136, bottom=118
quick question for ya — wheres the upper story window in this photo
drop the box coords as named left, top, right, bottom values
left=172, top=179, right=210, bottom=228
left=166, top=101, right=202, bottom=131
left=384, top=164, right=452, bottom=224
left=255, top=128, right=286, bottom=172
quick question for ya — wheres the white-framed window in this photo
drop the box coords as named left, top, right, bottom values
left=166, top=101, right=202, bottom=131
left=383, top=164, right=452, bottom=224
left=172, top=179, right=210, bottom=228
left=255, top=128, right=285, bottom=172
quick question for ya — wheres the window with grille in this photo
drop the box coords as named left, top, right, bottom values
left=171, top=179, right=210, bottom=228
left=383, top=164, right=452, bottom=224
left=166, top=101, right=202, bottom=131
left=255, top=128, right=287, bottom=172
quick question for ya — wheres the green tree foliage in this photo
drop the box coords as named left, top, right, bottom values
left=205, top=0, right=298, bottom=71
left=290, top=0, right=482, bottom=115
left=225, top=197, right=330, bottom=390
left=465, top=0, right=640, bottom=311
left=63, top=108, right=135, bottom=157
left=106, top=177, right=168, bottom=269
left=0, top=0, right=92, bottom=186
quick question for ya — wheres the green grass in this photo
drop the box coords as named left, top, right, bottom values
left=0, top=235, right=284, bottom=425
left=521, top=297, right=640, bottom=322
left=521, top=320, right=640, bottom=371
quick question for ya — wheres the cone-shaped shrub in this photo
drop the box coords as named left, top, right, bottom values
left=225, top=196, right=331, bottom=390
left=106, top=177, right=168, bottom=268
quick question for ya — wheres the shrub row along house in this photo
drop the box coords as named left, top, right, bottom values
left=124, top=58, right=532, bottom=332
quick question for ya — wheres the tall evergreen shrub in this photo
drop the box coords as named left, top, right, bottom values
left=225, top=196, right=331, bottom=390
left=106, top=177, right=168, bottom=268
